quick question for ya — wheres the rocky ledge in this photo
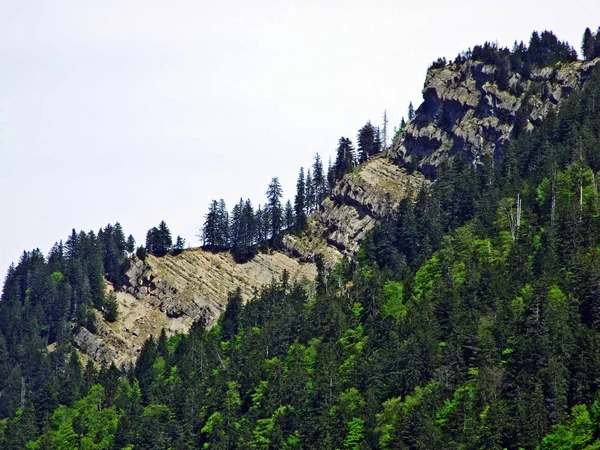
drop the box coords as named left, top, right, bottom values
left=393, top=58, right=600, bottom=178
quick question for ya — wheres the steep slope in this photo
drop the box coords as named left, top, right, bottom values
left=74, top=249, right=316, bottom=366
left=76, top=57, right=600, bottom=366
left=284, top=155, right=426, bottom=258
left=393, top=58, right=600, bottom=177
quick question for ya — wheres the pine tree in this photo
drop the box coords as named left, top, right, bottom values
left=103, top=291, right=119, bottom=322
left=202, top=200, right=220, bottom=248
left=327, top=156, right=335, bottom=192
left=305, top=168, right=315, bottom=214
left=229, top=199, right=243, bottom=250
left=334, top=137, right=355, bottom=181
left=408, top=102, right=415, bottom=120
left=126, top=235, right=135, bottom=253
left=174, top=236, right=185, bottom=253
left=357, top=122, right=378, bottom=163
left=146, top=221, right=172, bottom=256
left=284, top=200, right=294, bottom=230
left=582, top=27, right=595, bottom=61
left=312, top=153, right=326, bottom=207
left=382, top=110, right=389, bottom=151
left=266, top=177, right=283, bottom=240
left=295, top=168, right=307, bottom=230
left=217, top=199, right=230, bottom=249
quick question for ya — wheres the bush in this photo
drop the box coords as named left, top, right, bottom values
left=103, top=291, right=119, bottom=322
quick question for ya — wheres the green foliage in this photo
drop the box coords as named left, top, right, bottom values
left=102, top=291, right=118, bottom=322
left=8, top=28, right=600, bottom=450
left=381, top=281, right=406, bottom=320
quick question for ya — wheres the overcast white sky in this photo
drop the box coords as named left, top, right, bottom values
left=1, top=0, right=599, bottom=277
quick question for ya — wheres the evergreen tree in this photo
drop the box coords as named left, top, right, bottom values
left=146, top=221, right=172, bottom=256
left=255, top=205, right=268, bottom=245
left=582, top=27, right=595, bottom=61
left=334, top=137, right=355, bottom=182
left=217, top=199, right=230, bottom=248
left=229, top=200, right=243, bottom=251
left=327, top=156, right=335, bottom=191
left=357, top=121, right=379, bottom=163
left=173, top=236, right=185, bottom=254
left=284, top=200, right=294, bottom=230
left=126, top=235, right=135, bottom=253
left=408, top=102, right=415, bottom=121
left=312, top=153, right=326, bottom=207
left=382, top=110, right=389, bottom=151
left=266, top=177, right=283, bottom=240
left=205, top=201, right=219, bottom=248
left=295, top=167, right=307, bottom=230
left=305, top=168, right=315, bottom=214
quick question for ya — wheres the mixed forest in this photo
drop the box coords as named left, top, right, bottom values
left=3, top=28, right=600, bottom=449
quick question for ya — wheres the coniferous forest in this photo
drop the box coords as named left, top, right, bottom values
left=5, top=29, right=600, bottom=449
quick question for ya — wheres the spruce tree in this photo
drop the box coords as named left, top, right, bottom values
left=266, top=177, right=283, bottom=240
left=408, top=102, right=415, bottom=121
left=229, top=199, right=243, bottom=250
left=334, top=137, right=355, bottom=181
left=312, top=153, right=326, bottom=207
left=305, top=168, right=315, bottom=214
left=217, top=199, right=230, bottom=249
left=357, top=121, right=378, bottom=163
left=126, top=235, right=135, bottom=253
left=295, top=167, right=307, bottom=230
left=202, top=200, right=220, bottom=248
left=582, top=27, right=595, bottom=61
left=284, top=200, right=294, bottom=230
left=382, top=110, right=388, bottom=151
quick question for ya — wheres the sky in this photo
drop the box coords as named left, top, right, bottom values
left=1, top=0, right=599, bottom=278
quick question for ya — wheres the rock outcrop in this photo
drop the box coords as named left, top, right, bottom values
left=76, top=57, right=600, bottom=367
left=284, top=156, right=425, bottom=257
left=76, top=250, right=316, bottom=365
left=393, top=58, right=600, bottom=178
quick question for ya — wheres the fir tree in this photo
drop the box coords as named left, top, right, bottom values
left=126, top=235, right=135, bottom=253
left=284, top=200, right=294, bottom=230
left=382, top=110, right=389, bottom=151
left=333, top=137, right=355, bottom=181
left=305, top=168, right=315, bottom=214
left=312, top=153, right=326, bottom=207
left=357, top=121, right=379, bottom=163
left=266, top=177, right=283, bottom=240
left=582, top=27, right=595, bottom=61
left=295, top=168, right=307, bottom=230
left=408, top=102, right=415, bottom=121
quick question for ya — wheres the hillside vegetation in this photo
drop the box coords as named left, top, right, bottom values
left=4, top=30, right=600, bottom=449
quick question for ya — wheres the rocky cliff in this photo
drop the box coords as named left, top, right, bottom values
left=284, top=156, right=426, bottom=258
left=73, top=249, right=316, bottom=366
left=392, top=58, right=600, bottom=178
left=75, top=57, right=600, bottom=366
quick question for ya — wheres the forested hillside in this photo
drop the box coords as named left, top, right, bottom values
left=4, top=29, right=600, bottom=449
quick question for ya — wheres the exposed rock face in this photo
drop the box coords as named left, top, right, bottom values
left=392, top=59, right=600, bottom=178
left=76, top=250, right=316, bottom=365
left=308, top=156, right=425, bottom=255
left=73, top=327, right=116, bottom=365
left=76, top=58, right=600, bottom=367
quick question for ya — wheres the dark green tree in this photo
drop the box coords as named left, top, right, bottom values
left=295, top=168, right=307, bottom=230
left=333, top=137, right=355, bottom=181
left=357, top=121, right=379, bottom=163
left=266, top=177, right=283, bottom=240
left=312, top=153, right=327, bottom=205
left=582, top=27, right=595, bottom=60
